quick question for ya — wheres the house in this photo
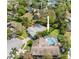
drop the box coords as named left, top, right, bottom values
left=27, top=24, right=46, bottom=37
left=48, top=0, right=57, bottom=7
left=7, top=38, right=25, bottom=56
left=31, top=38, right=60, bottom=59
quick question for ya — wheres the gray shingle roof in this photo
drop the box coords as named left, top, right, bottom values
left=27, top=24, right=46, bottom=37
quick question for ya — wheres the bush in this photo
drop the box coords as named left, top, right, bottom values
left=49, top=16, right=56, bottom=24
left=58, top=32, right=71, bottom=51
left=7, top=4, right=13, bottom=11
left=27, top=40, right=33, bottom=47
left=57, top=34, right=64, bottom=44
left=17, top=5, right=26, bottom=16
left=50, top=29, right=59, bottom=38
left=52, top=23, right=59, bottom=29
left=17, top=0, right=26, bottom=6
left=7, top=29, right=13, bottom=40
left=17, top=30, right=28, bottom=40
left=15, top=17, right=23, bottom=22
left=64, top=32, right=71, bottom=50
left=20, top=17, right=34, bottom=28
left=36, top=30, right=50, bottom=38
left=60, top=52, right=68, bottom=59
left=9, top=21, right=28, bottom=39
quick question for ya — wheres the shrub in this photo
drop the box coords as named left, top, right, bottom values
left=17, top=5, right=26, bottom=16
left=17, top=30, right=28, bottom=40
left=64, top=32, right=71, bottom=50
left=7, top=29, right=13, bottom=40
left=57, top=34, right=64, bottom=44
left=27, top=40, right=33, bottom=47
left=58, top=32, right=71, bottom=51
left=36, top=30, right=50, bottom=38
left=52, top=23, right=59, bottom=29
left=60, top=52, right=68, bottom=59
left=21, top=17, right=34, bottom=28
left=17, top=0, right=26, bottom=6
left=49, top=16, right=56, bottom=24
left=8, top=21, right=28, bottom=40
left=50, top=29, right=59, bottom=38
left=7, top=4, right=13, bottom=11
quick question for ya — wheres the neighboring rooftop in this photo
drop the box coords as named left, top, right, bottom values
left=48, top=0, right=57, bottom=7
left=27, top=24, right=46, bottom=37
left=7, top=37, right=31, bottom=56
left=7, top=38, right=25, bottom=55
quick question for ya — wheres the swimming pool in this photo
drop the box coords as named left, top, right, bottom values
left=46, top=37, right=58, bottom=45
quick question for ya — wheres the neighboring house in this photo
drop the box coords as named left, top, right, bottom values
left=7, top=38, right=25, bottom=56
left=7, top=37, right=31, bottom=57
left=48, top=0, right=57, bottom=7
left=31, top=38, right=60, bottom=59
left=27, top=24, right=46, bottom=37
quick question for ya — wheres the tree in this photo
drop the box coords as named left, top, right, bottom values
left=16, top=30, right=28, bottom=40
left=20, top=17, right=34, bottom=28
left=64, top=32, right=71, bottom=50
left=57, top=32, right=71, bottom=51
left=17, top=0, right=26, bottom=6
left=7, top=21, right=28, bottom=40
left=15, top=23, right=28, bottom=39
left=27, top=40, right=33, bottom=48
left=54, top=0, right=71, bottom=34
left=10, top=48, right=20, bottom=59
left=57, top=34, right=65, bottom=44
left=36, top=30, right=50, bottom=38
left=7, top=4, right=14, bottom=11
left=17, top=5, right=26, bottom=16
left=7, top=0, right=16, bottom=11
left=7, top=29, right=13, bottom=40
left=60, top=52, right=68, bottom=59
left=50, top=29, right=59, bottom=38
left=32, top=0, right=48, bottom=9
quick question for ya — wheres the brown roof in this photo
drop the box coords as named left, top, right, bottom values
left=31, top=46, right=60, bottom=56
left=31, top=38, right=60, bottom=56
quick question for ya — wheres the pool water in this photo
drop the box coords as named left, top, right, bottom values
left=47, top=37, right=58, bottom=45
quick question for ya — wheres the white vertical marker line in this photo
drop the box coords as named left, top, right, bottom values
left=47, top=16, right=49, bottom=32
